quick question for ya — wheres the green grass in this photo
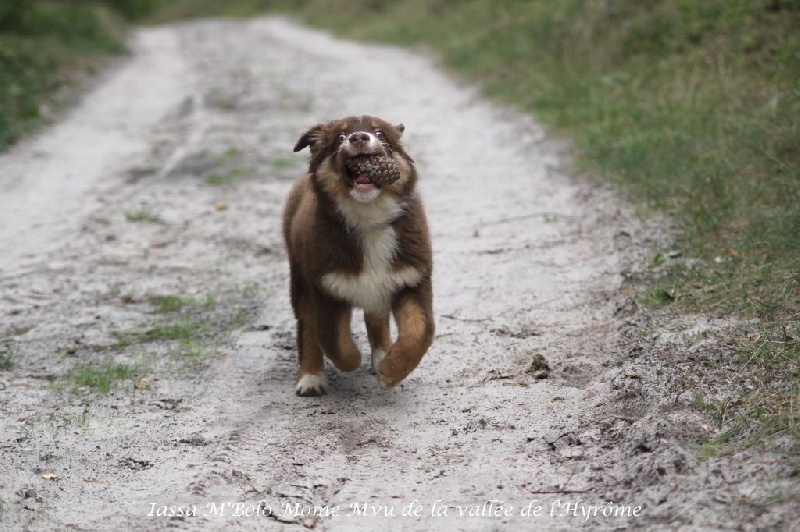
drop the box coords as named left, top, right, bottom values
left=0, top=2, right=140, bottom=150
left=176, top=338, right=209, bottom=358
left=271, top=156, right=298, bottom=169
left=0, top=342, right=16, bottom=370
left=113, top=289, right=252, bottom=360
left=0, top=1, right=163, bottom=149
left=148, top=293, right=216, bottom=313
left=732, top=330, right=799, bottom=444
left=151, top=0, right=271, bottom=21
left=219, top=146, right=240, bottom=161
left=58, top=289, right=254, bottom=395
left=125, top=208, right=164, bottom=224
left=140, top=322, right=205, bottom=342
left=65, top=359, right=137, bottom=394
left=113, top=319, right=205, bottom=349
left=205, top=167, right=248, bottom=186
left=202, top=146, right=250, bottom=185
left=111, top=319, right=211, bottom=361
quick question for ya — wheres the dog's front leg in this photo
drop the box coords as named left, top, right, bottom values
left=295, top=285, right=327, bottom=397
left=315, top=291, right=362, bottom=372
left=377, top=278, right=435, bottom=389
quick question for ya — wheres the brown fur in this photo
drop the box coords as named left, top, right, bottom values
left=283, top=116, right=434, bottom=396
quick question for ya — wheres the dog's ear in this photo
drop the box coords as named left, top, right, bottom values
left=294, top=125, right=323, bottom=152
left=394, top=123, right=405, bottom=137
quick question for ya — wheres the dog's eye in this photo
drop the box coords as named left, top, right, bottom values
left=338, top=134, right=347, bottom=142
left=375, top=130, right=384, bottom=138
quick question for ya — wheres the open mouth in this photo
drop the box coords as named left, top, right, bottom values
left=344, top=154, right=379, bottom=190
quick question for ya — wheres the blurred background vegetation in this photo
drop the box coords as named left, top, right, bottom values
left=0, top=0, right=158, bottom=148
left=2, top=0, right=798, bottom=449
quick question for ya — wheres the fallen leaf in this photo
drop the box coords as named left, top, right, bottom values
left=215, top=202, right=228, bottom=211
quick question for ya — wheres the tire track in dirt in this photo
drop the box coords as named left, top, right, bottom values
left=1, top=18, right=653, bottom=531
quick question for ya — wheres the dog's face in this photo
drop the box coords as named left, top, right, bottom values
left=294, top=116, right=414, bottom=204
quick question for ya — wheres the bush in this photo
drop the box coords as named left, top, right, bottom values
left=104, top=0, right=160, bottom=21
left=0, top=0, right=28, bottom=31
left=0, top=1, right=133, bottom=150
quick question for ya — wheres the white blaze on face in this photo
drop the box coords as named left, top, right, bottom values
left=344, top=130, right=381, bottom=152
left=345, top=130, right=383, bottom=202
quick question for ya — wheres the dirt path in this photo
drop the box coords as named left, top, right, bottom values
left=0, top=18, right=795, bottom=532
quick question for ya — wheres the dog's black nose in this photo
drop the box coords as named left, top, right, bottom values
left=348, top=132, right=370, bottom=144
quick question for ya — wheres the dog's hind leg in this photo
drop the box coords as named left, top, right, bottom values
left=377, top=279, right=434, bottom=389
left=365, top=311, right=392, bottom=373
left=315, top=294, right=362, bottom=372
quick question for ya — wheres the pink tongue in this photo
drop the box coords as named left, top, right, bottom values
left=354, top=174, right=372, bottom=186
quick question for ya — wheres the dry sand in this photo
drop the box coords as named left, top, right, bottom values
left=0, top=17, right=796, bottom=531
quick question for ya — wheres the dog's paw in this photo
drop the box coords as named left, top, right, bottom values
left=376, top=355, right=402, bottom=390
left=295, top=372, right=328, bottom=397
left=370, top=348, right=387, bottom=375
left=377, top=370, right=399, bottom=390
left=376, top=345, right=425, bottom=390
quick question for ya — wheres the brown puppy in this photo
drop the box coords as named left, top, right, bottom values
left=283, top=116, right=434, bottom=396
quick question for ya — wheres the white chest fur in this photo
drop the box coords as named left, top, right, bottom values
left=321, top=196, right=422, bottom=315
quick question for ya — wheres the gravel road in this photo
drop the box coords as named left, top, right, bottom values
left=0, top=17, right=796, bottom=532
